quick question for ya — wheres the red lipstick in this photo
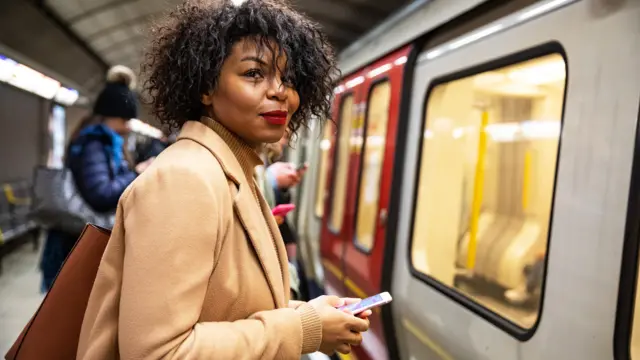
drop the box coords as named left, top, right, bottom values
left=261, top=110, right=287, bottom=125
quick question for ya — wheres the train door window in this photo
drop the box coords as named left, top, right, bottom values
left=329, top=94, right=356, bottom=232
left=354, top=81, right=391, bottom=251
left=410, top=53, right=566, bottom=329
left=315, top=123, right=333, bottom=218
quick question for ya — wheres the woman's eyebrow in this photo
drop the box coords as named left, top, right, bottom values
left=240, top=56, right=267, bottom=65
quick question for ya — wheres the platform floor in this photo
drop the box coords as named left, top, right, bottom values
left=0, top=237, right=44, bottom=355
left=0, top=236, right=331, bottom=360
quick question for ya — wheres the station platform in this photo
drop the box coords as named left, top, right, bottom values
left=0, top=233, right=44, bottom=355
left=0, top=234, right=333, bottom=360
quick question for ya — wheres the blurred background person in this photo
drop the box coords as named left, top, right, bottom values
left=260, top=130, right=310, bottom=300
left=39, top=65, right=154, bottom=293
left=134, top=135, right=170, bottom=164
left=256, top=135, right=303, bottom=300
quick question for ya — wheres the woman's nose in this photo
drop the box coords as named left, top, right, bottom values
left=267, top=78, right=288, bottom=101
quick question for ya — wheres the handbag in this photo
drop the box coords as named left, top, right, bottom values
left=5, top=224, right=111, bottom=360
left=30, top=166, right=115, bottom=234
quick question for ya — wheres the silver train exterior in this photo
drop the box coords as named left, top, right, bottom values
left=286, top=0, right=640, bottom=359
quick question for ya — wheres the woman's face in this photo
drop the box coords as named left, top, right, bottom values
left=104, top=117, right=131, bottom=136
left=202, top=38, right=300, bottom=146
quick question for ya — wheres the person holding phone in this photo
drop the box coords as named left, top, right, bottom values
left=262, top=133, right=308, bottom=258
left=257, top=139, right=306, bottom=300
left=77, top=1, right=369, bottom=359
left=260, top=133, right=312, bottom=300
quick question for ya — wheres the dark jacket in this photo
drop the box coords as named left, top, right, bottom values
left=41, top=124, right=137, bottom=292
left=274, top=187, right=297, bottom=245
left=136, top=138, right=168, bottom=164
left=67, top=124, right=137, bottom=213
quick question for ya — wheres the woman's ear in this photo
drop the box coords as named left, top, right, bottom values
left=201, top=92, right=213, bottom=105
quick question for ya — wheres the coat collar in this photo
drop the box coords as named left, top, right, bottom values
left=177, top=119, right=290, bottom=308
left=178, top=118, right=262, bottom=185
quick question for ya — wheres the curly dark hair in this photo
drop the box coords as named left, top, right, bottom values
left=141, top=0, right=339, bottom=136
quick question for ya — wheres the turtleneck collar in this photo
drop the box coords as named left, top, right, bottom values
left=199, top=116, right=263, bottom=183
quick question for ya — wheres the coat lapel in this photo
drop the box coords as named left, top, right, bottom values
left=255, top=188, right=291, bottom=302
left=178, top=120, right=286, bottom=308
left=232, top=187, right=286, bottom=308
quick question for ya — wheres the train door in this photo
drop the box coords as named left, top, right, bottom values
left=339, top=47, right=411, bottom=360
left=320, top=72, right=366, bottom=297
left=388, top=0, right=640, bottom=359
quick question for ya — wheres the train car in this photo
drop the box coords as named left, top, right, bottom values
left=291, top=0, right=640, bottom=359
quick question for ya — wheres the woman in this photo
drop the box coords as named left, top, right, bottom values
left=39, top=65, right=153, bottom=292
left=77, top=1, right=370, bottom=359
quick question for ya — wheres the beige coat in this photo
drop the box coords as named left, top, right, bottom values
left=77, top=119, right=322, bottom=359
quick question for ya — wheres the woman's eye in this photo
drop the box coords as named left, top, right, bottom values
left=244, top=69, right=263, bottom=79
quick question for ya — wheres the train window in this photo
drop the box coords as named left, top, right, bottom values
left=315, top=123, right=333, bottom=218
left=329, top=94, right=356, bottom=232
left=354, top=81, right=391, bottom=251
left=410, top=53, right=566, bottom=329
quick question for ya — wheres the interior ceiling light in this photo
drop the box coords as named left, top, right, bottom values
left=473, top=72, right=506, bottom=87
left=472, top=56, right=565, bottom=95
left=508, top=59, right=566, bottom=85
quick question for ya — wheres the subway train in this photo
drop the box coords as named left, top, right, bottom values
left=284, top=0, right=640, bottom=359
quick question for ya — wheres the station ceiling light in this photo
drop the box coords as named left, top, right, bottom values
left=0, top=54, right=79, bottom=106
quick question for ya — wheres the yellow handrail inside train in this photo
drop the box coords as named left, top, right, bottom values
left=467, top=110, right=489, bottom=270
left=522, top=150, right=532, bottom=211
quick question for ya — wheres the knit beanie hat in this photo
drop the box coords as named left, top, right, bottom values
left=93, top=65, right=139, bottom=120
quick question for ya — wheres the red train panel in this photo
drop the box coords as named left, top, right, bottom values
left=320, top=45, right=412, bottom=360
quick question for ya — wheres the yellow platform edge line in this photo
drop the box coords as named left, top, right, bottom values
left=401, top=318, right=453, bottom=360
left=322, top=258, right=453, bottom=359
left=321, top=258, right=380, bottom=314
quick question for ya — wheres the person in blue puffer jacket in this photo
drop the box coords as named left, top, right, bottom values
left=40, top=65, right=155, bottom=292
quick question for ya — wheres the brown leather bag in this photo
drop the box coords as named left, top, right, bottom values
left=5, top=224, right=111, bottom=360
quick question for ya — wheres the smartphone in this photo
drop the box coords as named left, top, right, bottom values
left=272, top=204, right=295, bottom=217
left=338, top=292, right=393, bottom=315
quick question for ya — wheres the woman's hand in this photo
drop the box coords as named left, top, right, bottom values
left=338, top=298, right=373, bottom=319
left=267, top=162, right=301, bottom=189
left=307, top=295, right=370, bottom=355
left=288, top=300, right=306, bottom=309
